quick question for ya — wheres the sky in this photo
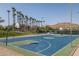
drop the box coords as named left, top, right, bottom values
left=0, top=3, right=79, bottom=26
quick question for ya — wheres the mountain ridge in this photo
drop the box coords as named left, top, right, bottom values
left=48, top=22, right=79, bottom=30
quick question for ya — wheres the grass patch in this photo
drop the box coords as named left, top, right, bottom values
left=0, top=31, right=37, bottom=38
left=53, top=38, right=79, bottom=56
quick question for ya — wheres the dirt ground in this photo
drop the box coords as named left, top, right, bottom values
left=73, top=47, right=79, bottom=56
left=0, top=46, right=23, bottom=56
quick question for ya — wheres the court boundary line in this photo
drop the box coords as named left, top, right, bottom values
left=38, top=40, right=51, bottom=53
left=14, top=45, right=45, bottom=56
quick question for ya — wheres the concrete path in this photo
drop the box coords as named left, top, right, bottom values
left=73, top=47, right=79, bottom=56
left=0, top=46, right=23, bottom=56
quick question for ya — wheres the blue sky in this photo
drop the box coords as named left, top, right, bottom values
left=0, top=3, right=79, bottom=26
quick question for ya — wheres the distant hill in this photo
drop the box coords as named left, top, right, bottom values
left=48, top=22, right=79, bottom=31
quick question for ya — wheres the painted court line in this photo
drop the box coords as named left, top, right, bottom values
left=38, top=41, right=51, bottom=53
left=14, top=45, right=45, bottom=56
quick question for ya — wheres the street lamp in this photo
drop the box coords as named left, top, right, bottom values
left=70, top=4, right=73, bottom=47
left=6, top=10, right=10, bottom=46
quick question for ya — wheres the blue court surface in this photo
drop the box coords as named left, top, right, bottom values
left=0, top=35, right=78, bottom=56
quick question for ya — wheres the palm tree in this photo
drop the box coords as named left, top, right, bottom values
left=25, top=16, right=29, bottom=30
left=37, top=20, right=42, bottom=27
left=31, top=18, right=36, bottom=27
left=29, top=17, right=32, bottom=28
left=12, top=7, right=16, bottom=30
left=16, top=11, right=20, bottom=26
left=0, top=17, right=4, bottom=23
left=19, top=11, right=25, bottom=31
left=36, top=20, right=39, bottom=27
left=41, top=20, right=45, bottom=27
left=16, top=11, right=22, bottom=31
left=25, top=16, right=29, bottom=26
left=16, top=11, right=24, bottom=31
left=0, top=17, right=4, bottom=30
left=31, top=18, right=38, bottom=32
left=20, top=12, right=24, bottom=26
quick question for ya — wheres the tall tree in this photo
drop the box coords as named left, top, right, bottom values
left=25, top=16, right=29, bottom=30
left=12, top=7, right=16, bottom=30
left=29, top=17, right=32, bottom=28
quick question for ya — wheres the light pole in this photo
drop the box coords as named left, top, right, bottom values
left=77, top=12, right=79, bottom=35
left=6, top=10, right=10, bottom=46
left=70, top=4, right=73, bottom=47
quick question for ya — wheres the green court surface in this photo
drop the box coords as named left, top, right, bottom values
left=9, top=40, right=38, bottom=46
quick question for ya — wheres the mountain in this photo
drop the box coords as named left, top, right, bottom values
left=48, top=22, right=79, bottom=30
